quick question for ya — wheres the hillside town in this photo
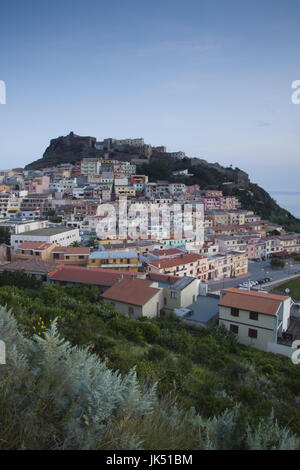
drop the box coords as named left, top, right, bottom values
left=0, top=134, right=300, bottom=358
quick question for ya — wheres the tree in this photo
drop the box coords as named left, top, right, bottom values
left=270, top=257, right=285, bottom=268
left=0, top=226, right=10, bottom=245
left=87, top=237, right=97, bottom=248
left=48, top=216, right=62, bottom=223
left=268, top=230, right=281, bottom=236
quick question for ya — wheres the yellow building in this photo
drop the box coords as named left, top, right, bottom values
left=7, top=196, right=21, bottom=214
left=88, top=249, right=141, bottom=271
left=231, top=251, right=248, bottom=277
left=228, top=212, right=245, bottom=225
left=114, top=186, right=136, bottom=198
left=0, top=185, right=10, bottom=192
left=209, top=212, right=231, bottom=226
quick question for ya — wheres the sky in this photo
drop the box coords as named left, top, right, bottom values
left=0, top=0, right=300, bottom=192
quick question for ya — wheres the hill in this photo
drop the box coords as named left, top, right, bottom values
left=137, top=156, right=300, bottom=233
left=25, top=131, right=300, bottom=232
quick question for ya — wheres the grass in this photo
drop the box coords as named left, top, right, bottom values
left=275, top=278, right=300, bottom=301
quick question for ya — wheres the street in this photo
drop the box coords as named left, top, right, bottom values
left=208, top=258, right=300, bottom=292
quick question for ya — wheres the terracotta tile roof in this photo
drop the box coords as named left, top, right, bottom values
left=51, top=247, right=90, bottom=255
left=18, top=241, right=53, bottom=251
left=212, top=224, right=240, bottom=231
left=49, top=265, right=138, bottom=286
left=219, top=288, right=289, bottom=316
left=102, top=278, right=160, bottom=306
left=0, top=259, right=57, bottom=274
left=147, top=272, right=180, bottom=284
left=149, top=253, right=204, bottom=269
left=149, top=248, right=184, bottom=257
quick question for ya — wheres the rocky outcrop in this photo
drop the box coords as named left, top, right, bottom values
left=25, top=132, right=101, bottom=170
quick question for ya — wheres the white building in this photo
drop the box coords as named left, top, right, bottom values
left=81, top=159, right=101, bottom=175
left=11, top=226, right=81, bottom=249
left=0, top=219, right=49, bottom=235
left=168, top=183, right=186, bottom=195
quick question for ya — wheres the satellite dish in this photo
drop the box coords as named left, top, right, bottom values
left=285, top=288, right=290, bottom=294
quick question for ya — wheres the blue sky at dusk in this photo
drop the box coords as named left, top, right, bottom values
left=0, top=0, right=300, bottom=191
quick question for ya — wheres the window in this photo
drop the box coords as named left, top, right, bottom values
left=170, top=291, right=177, bottom=299
left=128, top=306, right=134, bottom=315
left=249, top=311, right=258, bottom=321
left=248, top=328, right=258, bottom=339
left=79, top=255, right=84, bottom=260
left=230, top=324, right=238, bottom=334
left=53, top=253, right=59, bottom=259
left=230, top=308, right=239, bottom=317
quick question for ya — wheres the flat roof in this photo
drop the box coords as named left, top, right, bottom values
left=13, top=226, right=76, bottom=236
left=0, top=219, right=48, bottom=226
left=186, top=295, right=219, bottom=324
left=89, top=249, right=138, bottom=259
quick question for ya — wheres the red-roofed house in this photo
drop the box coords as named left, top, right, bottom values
left=219, top=288, right=292, bottom=351
left=51, top=246, right=90, bottom=266
left=13, top=242, right=56, bottom=262
left=148, top=248, right=184, bottom=259
left=147, top=253, right=215, bottom=281
left=102, top=278, right=163, bottom=318
left=48, top=265, right=138, bottom=293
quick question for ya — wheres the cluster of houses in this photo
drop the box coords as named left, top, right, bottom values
left=0, top=137, right=300, bottom=357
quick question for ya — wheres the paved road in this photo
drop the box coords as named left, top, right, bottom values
left=208, top=259, right=300, bottom=292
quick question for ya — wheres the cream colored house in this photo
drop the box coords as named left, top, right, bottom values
left=160, top=276, right=198, bottom=312
left=219, top=288, right=291, bottom=351
left=101, top=278, right=163, bottom=319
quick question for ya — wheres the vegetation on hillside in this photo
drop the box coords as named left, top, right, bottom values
left=1, top=271, right=300, bottom=449
left=1, top=306, right=298, bottom=450
left=137, top=158, right=300, bottom=233
left=275, top=278, right=300, bottom=301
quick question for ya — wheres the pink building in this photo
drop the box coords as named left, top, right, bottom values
left=247, top=241, right=266, bottom=260
left=199, top=197, right=221, bottom=211
left=24, top=176, right=50, bottom=194
left=185, top=184, right=200, bottom=195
